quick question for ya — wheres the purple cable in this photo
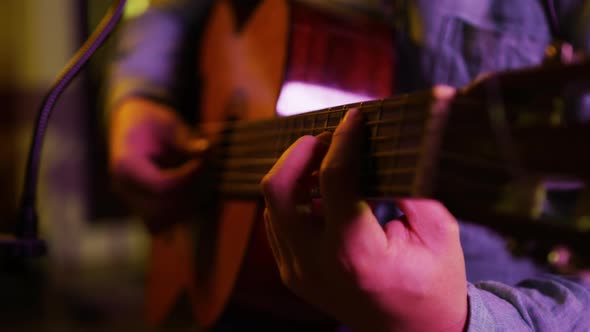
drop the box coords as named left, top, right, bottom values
left=18, top=0, right=127, bottom=239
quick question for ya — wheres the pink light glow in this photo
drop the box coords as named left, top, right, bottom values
left=276, top=81, right=374, bottom=116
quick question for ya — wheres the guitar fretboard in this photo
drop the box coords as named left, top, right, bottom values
left=209, top=92, right=464, bottom=198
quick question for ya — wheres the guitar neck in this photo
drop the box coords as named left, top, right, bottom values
left=212, top=91, right=456, bottom=199
left=209, top=60, right=590, bottom=208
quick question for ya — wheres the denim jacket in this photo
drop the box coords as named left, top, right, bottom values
left=107, top=0, right=590, bottom=330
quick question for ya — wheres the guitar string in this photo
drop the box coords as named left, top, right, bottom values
left=194, top=96, right=486, bottom=196
left=215, top=182, right=415, bottom=196
left=208, top=148, right=424, bottom=194
left=216, top=170, right=417, bottom=187
left=216, top=149, right=420, bottom=166
left=208, top=151, right=514, bottom=196
left=214, top=109, right=432, bottom=170
left=218, top=167, right=419, bottom=181
left=212, top=153, right=513, bottom=197
left=219, top=100, right=480, bottom=132
left=213, top=108, right=435, bottom=155
left=196, top=99, right=480, bottom=161
left=213, top=166, right=511, bottom=196
left=216, top=115, right=425, bottom=141
left=210, top=111, right=432, bottom=190
left=202, top=148, right=514, bottom=197
left=195, top=96, right=482, bottom=134
left=220, top=131, right=424, bottom=156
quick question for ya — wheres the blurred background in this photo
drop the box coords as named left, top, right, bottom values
left=2, top=1, right=590, bottom=331
left=0, top=1, right=183, bottom=330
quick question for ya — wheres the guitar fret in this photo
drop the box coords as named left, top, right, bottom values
left=281, top=117, right=289, bottom=155
left=221, top=150, right=420, bottom=171
left=292, top=117, right=297, bottom=142
left=370, top=99, right=384, bottom=188
left=291, top=117, right=298, bottom=144
left=307, top=117, right=311, bottom=135
left=224, top=98, right=429, bottom=159
left=398, top=97, right=409, bottom=188
left=386, top=98, right=401, bottom=186
left=298, top=115, right=304, bottom=137
left=217, top=94, right=450, bottom=199
left=218, top=181, right=415, bottom=198
left=218, top=166, right=421, bottom=185
left=272, top=119, right=279, bottom=159
left=285, top=118, right=291, bottom=151
left=227, top=115, right=428, bottom=146
left=376, top=101, right=383, bottom=137
left=371, top=149, right=419, bottom=158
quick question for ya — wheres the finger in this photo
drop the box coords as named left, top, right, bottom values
left=264, top=208, right=288, bottom=267
left=393, top=198, right=460, bottom=248
left=318, top=109, right=388, bottom=253
left=261, top=135, right=329, bottom=215
left=320, top=108, right=367, bottom=223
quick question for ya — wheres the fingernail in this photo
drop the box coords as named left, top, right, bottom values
left=315, top=131, right=332, bottom=145
left=342, top=108, right=360, bottom=123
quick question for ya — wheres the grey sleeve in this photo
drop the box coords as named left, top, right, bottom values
left=466, top=275, right=590, bottom=331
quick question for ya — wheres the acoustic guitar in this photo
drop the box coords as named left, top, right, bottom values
left=145, top=0, right=590, bottom=328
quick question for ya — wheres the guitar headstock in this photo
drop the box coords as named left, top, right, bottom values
left=462, top=60, right=590, bottom=103
left=433, top=61, right=590, bottom=264
left=448, top=60, right=590, bottom=180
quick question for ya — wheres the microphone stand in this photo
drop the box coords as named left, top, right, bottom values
left=1, top=0, right=127, bottom=258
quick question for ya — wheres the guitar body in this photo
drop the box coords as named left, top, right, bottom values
left=147, top=0, right=394, bottom=327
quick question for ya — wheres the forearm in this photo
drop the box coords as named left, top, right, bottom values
left=466, top=275, right=590, bottom=331
left=106, top=0, right=212, bottom=111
